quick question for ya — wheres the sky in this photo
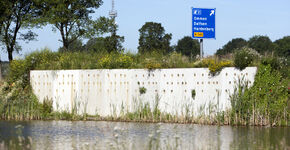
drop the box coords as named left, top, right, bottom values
left=1, top=0, right=290, bottom=61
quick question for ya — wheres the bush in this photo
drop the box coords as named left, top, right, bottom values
left=194, top=58, right=233, bottom=75
left=230, top=64, right=289, bottom=125
left=234, top=47, right=259, bottom=70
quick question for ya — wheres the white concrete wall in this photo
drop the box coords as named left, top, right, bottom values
left=30, top=67, right=257, bottom=116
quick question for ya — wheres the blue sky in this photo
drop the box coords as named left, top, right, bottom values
left=1, top=0, right=290, bottom=61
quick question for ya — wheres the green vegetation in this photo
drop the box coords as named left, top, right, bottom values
left=0, top=0, right=41, bottom=62
left=0, top=1, right=289, bottom=126
left=139, top=87, right=147, bottom=95
left=230, top=64, right=289, bottom=126
left=216, top=38, right=248, bottom=56
left=175, top=36, right=200, bottom=60
left=138, top=22, right=172, bottom=54
left=234, top=47, right=259, bottom=70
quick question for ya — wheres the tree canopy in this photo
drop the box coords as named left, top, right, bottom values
left=175, top=36, right=200, bottom=59
left=274, top=36, right=290, bottom=57
left=216, top=38, right=247, bottom=56
left=248, top=35, right=274, bottom=54
left=0, top=0, right=40, bottom=62
left=36, top=0, right=113, bottom=51
left=138, top=22, right=172, bottom=54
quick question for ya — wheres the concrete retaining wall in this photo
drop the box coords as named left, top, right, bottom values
left=30, top=67, right=257, bottom=116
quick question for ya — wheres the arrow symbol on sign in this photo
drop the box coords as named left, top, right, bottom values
left=210, top=10, right=215, bottom=16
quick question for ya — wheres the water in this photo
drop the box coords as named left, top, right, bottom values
left=0, top=121, right=289, bottom=150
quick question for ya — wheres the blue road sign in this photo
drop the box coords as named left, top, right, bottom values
left=192, top=8, right=216, bottom=39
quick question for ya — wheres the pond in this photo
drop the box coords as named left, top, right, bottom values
left=0, top=121, right=289, bottom=150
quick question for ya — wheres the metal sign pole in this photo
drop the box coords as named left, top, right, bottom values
left=200, top=39, right=203, bottom=60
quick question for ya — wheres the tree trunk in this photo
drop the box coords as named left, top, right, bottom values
left=8, top=48, right=13, bottom=62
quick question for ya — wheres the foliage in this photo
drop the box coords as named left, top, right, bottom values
left=274, top=36, right=290, bottom=57
left=138, top=22, right=172, bottom=54
left=0, top=0, right=40, bottom=61
left=191, top=89, right=196, bottom=99
left=36, top=0, right=113, bottom=51
left=0, top=79, right=43, bottom=120
left=139, top=87, right=147, bottom=95
left=194, top=57, right=233, bottom=75
left=230, top=65, right=289, bottom=126
left=248, top=35, right=275, bottom=54
left=175, top=36, right=200, bottom=59
left=58, top=39, right=84, bottom=52
left=234, top=47, right=259, bottom=70
left=216, top=38, right=248, bottom=56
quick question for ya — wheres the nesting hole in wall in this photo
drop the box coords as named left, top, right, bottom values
left=202, top=90, right=204, bottom=93
left=202, top=82, right=204, bottom=85
left=202, top=74, right=204, bottom=76
left=229, top=81, right=231, bottom=84
left=164, top=74, right=166, bottom=77
left=171, top=90, right=173, bottom=93
left=177, top=74, right=180, bottom=77
left=194, top=73, right=196, bottom=77
left=167, top=82, right=169, bottom=85
left=155, top=90, right=158, bottom=92
left=185, top=90, right=187, bottom=93
left=208, top=81, right=210, bottom=84
left=171, top=82, right=173, bottom=85
left=137, top=81, right=140, bottom=85
left=136, top=74, right=137, bottom=77
left=226, top=73, right=228, bottom=76
left=197, top=82, right=199, bottom=85
left=246, top=73, right=248, bottom=76
left=234, top=73, right=236, bottom=76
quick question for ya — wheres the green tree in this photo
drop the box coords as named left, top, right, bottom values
left=37, top=0, right=113, bottom=51
left=216, top=38, right=247, bottom=56
left=85, top=37, right=106, bottom=52
left=0, top=0, right=40, bottom=62
left=138, top=22, right=172, bottom=54
left=274, top=36, right=290, bottom=57
left=58, top=39, right=84, bottom=52
left=248, top=35, right=274, bottom=54
left=175, top=36, right=200, bottom=59
left=85, top=35, right=124, bottom=53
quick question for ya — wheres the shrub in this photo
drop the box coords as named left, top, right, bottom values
left=234, top=47, right=258, bottom=70
left=230, top=64, right=288, bottom=125
left=194, top=58, right=233, bottom=75
left=139, top=87, right=147, bottom=95
left=191, top=89, right=196, bottom=99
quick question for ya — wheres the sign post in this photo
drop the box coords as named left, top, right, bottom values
left=192, top=7, right=216, bottom=59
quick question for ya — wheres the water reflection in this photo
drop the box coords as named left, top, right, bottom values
left=0, top=121, right=289, bottom=150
